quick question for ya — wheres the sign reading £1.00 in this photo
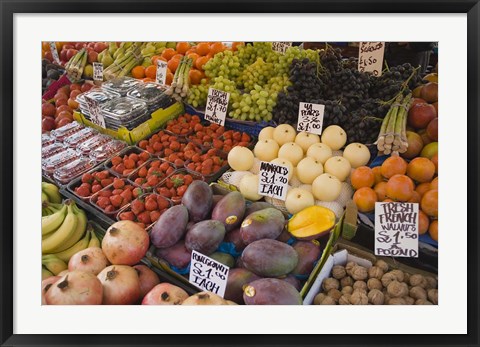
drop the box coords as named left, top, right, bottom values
left=297, top=102, right=325, bottom=135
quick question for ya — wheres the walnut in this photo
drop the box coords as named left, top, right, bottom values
left=332, top=265, right=346, bottom=279
left=409, top=286, right=427, bottom=300
left=327, top=288, right=342, bottom=302
left=320, top=296, right=336, bottom=305
left=415, top=299, right=433, bottom=305
left=345, top=261, right=357, bottom=276
left=353, top=280, right=367, bottom=292
left=383, top=292, right=391, bottom=303
left=387, top=281, right=409, bottom=298
left=387, top=297, right=406, bottom=305
left=427, top=289, right=438, bottom=304
left=351, top=265, right=368, bottom=281
left=368, top=266, right=384, bottom=280
left=368, top=289, right=384, bottom=305
left=375, top=259, right=389, bottom=272
left=367, top=278, right=383, bottom=291
left=409, top=274, right=426, bottom=288
left=338, top=294, right=351, bottom=305
left=403, top=272, right=410, bottom=284
left=381, top=272, right=397, bottom=288
left=425, top=276, right=438, bottom=290
left=322, top=278, right=339, bottom=291
left=313, top=293, right=327, bottom=305
left=340, top=276, right=354, bottom=288
left=404, top=296, right=415, bottom=305
left=350, top=291, right=368, bottom=305
left=341, top=286, right=353, bottom=295
left=389, top=269, right=405, bottom=282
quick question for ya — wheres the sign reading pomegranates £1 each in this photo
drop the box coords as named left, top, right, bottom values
left=189, top=250, right=229, bottom=298
left=374, top=202, right=419, bottom=258
left=297, top=102, right=325, bottom=135
left=358, top=42, right=385, bottom=76
left=258, top=161, right=290, bottom=201
left=205, top=88, right=230, bottom=126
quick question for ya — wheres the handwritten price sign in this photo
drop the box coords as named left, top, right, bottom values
left=205, top=88, right=229, bottom=126
left=272, top=42, right=292, bottom=54
left=358, top=42, right=385, bottom=76
left=258, top=161, right=290, bottom=201
left=297, top=102, right=325, bottom=135
left=374, top=202, right=419, bottom=258
left=49, top=42, right=60, bottom=64
left=93, top=62, right=104, bottom=81
left=84, top=95, right=106, bottom=128
left=189, top=250, right=229, bottom=297
left=156, top=60, right=168, bottom=85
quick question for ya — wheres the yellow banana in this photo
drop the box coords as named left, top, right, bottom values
left=52, top=203, right=87, bottom=253
left=42, top=254, right=68, bottom=275
left=42, top=204, right=67, bottom=235
left=42, top=204, right=78, bottom=254
left=42, top=267, right=54, bottom=280
left=41, top=192, right=49, bottom=203
left=42, top=182, right=62, bottom=203
left=52, top=228, right=91, bottom=263
left=88, top=227, right=101, bottom=248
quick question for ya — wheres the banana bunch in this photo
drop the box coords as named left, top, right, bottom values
left=42, top=254, right=67, bottom=276
left=42, top=182, right=62, bottom=204
left=48, top=223, right=101, bottom=263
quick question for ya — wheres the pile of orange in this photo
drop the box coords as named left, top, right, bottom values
left=352, top=154, right=438, bottom=242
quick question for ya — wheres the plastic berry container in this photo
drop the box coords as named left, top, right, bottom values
left=101, top=77, right=140, bottom=96
left=127, top=158, right=177, bottom=191
left=89, top=140, right=127, bottom=163
left=53, top=157, right=95, bottom=186
left=90, top=178, right=137, bottom=217
left=50, top=121, right=84, bottom=142
left=104, top=146, right=151, bottom=178
left=63, top=127, right=99, bottom=148
left=42, top=133, right=55, bottom=147
left=42, top=142, right=67, bottom=159
left=155, top=168, right=205, bottom=205
left=42, top=148, right=78, bottom=176
left=76, top=134, right=112, bottom=156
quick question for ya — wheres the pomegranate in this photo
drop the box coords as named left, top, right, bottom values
left=408, top=103, right=436, bottom=129
left=420, top=82, right=438, bottom=103
left=142, top=283, right=189, bottom=305
left=41, top=276, right=61, bottom=305
left=45, top=271, right=103, bottom=305
left=68, top=247, right=110, bottom=275
left=97, top=265, right=140, bottom=305
left=133, top=264, right=160, bottom=299
left=101, top=221, right=149, bottom=265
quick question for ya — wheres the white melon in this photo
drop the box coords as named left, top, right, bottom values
left=343, top=143, right=371, bottom=168
left=285, top=188, right=315, bottom=215
left=227, top=146, right=254, bottom=171
left=312, top=173, right=342, bottom=202
left=295, top=132, right=320, bottom=153
left=306, top=143, right=332, bottom=164
left=258, top=126, right=275, bottom=141
left=324, top=156, right=352, bottom=182
left=273, top=124, right=296, bottom=146
left=278, top=142, right=304, bottom=166
left=321, top=125, right=347, bottom=151
left=253, top=139, right=279, bottom=162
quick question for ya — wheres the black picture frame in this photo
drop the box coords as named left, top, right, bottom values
left=1, top=1, right=479, bottom=346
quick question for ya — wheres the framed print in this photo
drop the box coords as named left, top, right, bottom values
left=1, top=1, right=479, bottom=346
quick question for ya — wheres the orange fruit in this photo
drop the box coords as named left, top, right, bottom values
left=374, top=181, right=387, bottom=201
left=408, top=190, right=421, bottom=203
left=372, top=166, right=384, bottom=185
left=189, top=69, right=203, bottom=85
left=429, top=220, right=438, bottom=241
left=144, top=65, right=157, bottom=80
left=151, top=55, right=165, bottom=65
left=195, top=56, right=210, bottom=70
left=196, top=42, right=211, bottom=56
left=210, top=42, right=226, bottom=55
left=430, top=177, right=438, bottom=190
left=167, top=58, right=180, bottom=73
left=176, top=42, right=191, bottom=54
left=407, top=157, right=436, bottom=183
left=166, top=72, right=174, bottom=86
left=353, top=187, right=377, bottom=213
left=431, top=153, right=438, bottom=173
left=386, top=174, right=414, bottom=202
left=161, top=48, right=176, bottom=61
left=232, top=42, right=245, bottom=51
left=380, top=155, right=407, bottom=179
left=415, top=182, right=432, bottom=198
left=383, top=198, right=394, bottom=203
left=185, top=47, right=197, bottom=56
left=142, top=77, right=155, bottom=83
left=131, top=66, right=146, bottom=79
left=418, top=210, right=430, bottom=235
left=351, top=166, right=375, bottom=190
left=187, top=53, right=200, bottom=66
left=421, top=189, right=438, bottom=217
left=171, top=53, right=183, bottom=61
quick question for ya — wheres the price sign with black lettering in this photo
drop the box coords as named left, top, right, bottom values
left=156, top=60, right=168, bottom=85
left=205, top=87, right=229, bottom=126
left=84, top=95, right=106, bottom=128
left=297, top=102, right=325, bottom=135
left=374, top=202, right=419, bottom=258
left=358, top=42, right=385, bottom=76
left=93, top=62, right=103, bottom=81
left=189, top=250, right=229, bottom=297
left=258, top=161, right=289, bottom=201
left=272, top=42, right=292, bottom=54
left=49, top=42, right=60, bottom=64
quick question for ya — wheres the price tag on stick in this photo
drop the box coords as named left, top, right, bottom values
left=49, top=42, right=61, bottom=64
left=84, top=95, right=106, bottom=128
left=93, top=62, right=104, bottom=81
left=358, top=42, right=385, bottom=76
left=258, top=161, right=290, bottom=201
left=374, top=202, right=419, bottom=258
left=156, top=60, right=168, bottom=85
left=297, top=102, right=325, bottom=135
left=205, top=87, right=230, bottom=126
left=189, top=250, right=229, bottom=297
left=272, top=42, right=292, bottom=54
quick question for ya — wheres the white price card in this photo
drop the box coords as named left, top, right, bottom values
left=374, top=202, right=419, bottom=258
left=297, top=102, right=325, bottom=135
left=358, top=42, right=385, bottom=76
left=156, top=60, right=168, bottom=85
left=258, top=161, right=290, bottom=201
left=205, top=88, right=230, bottom=126
left=49, top=42, right=60, bottom=64
left=272, top=42, right=292, bottom=54
left=93, top=62, right=104, bottom=81
left=189, top=250, right=229, bottom=297
left=84, top=95, right=106, bottom=128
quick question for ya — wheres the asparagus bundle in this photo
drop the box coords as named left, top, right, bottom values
left=165, top=57, right=193, bottom=102
left=103, top=42, right=145, bottom=80
left=65, top=48, right=88, bottom=82
left=376, top=93, right=412, bottom=155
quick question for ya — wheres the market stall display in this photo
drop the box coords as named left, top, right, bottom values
left=40, top=41, right=438, bottom=305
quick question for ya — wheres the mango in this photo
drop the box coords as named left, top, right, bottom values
left=209, top=252, right=235, bottom=268
left=243, top=278, right=302, bottom=305
left=150, top=205, right=189, bottom=248
left=212, top=195, right=225, bottom=210
left=287, top=205, right=336, bottom=240
left=211, top=191, right=246, bottom=232
left=242, top=239, right=298, bottom=277
left=245, top=201, right=275, bottom=216
left=292, top=241, right=321, bottom=276
left=240, top=208, right=286, bottom=245
left=185, top=220, right=226, bottom=255
left=181, top=181, right=213, bottom=222
left=224, top=268, right=261, bottom=304
left=235, top=256, right=245, bottom=269
left=155, top=240, right=191, bottom=269
left=276, top=228, right=293, bottom=243
left=224, top=227, right=247, bottom=252
left=282, top=274, right=302, bottom=291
